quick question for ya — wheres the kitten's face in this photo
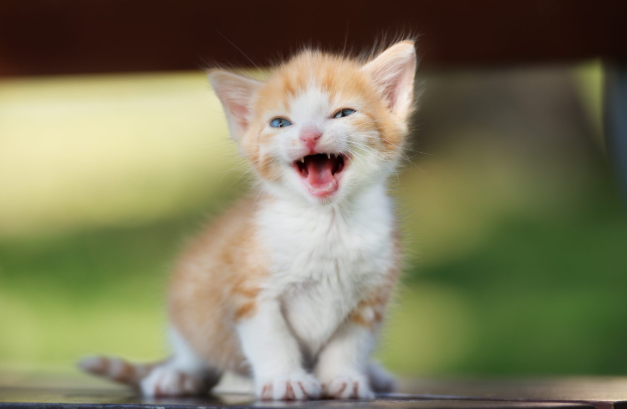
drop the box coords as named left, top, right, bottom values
left=210, top=41, right=416, bottom=204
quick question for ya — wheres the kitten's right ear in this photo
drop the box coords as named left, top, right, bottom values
left=208, top=70, right=262, bottom=141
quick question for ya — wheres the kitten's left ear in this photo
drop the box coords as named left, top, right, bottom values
left=208, top=70, right=263, bottom=142
left=361, top=41, right=417, bottom=120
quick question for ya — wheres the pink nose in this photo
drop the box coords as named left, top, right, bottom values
left=300, top=129, right=322, bottom=152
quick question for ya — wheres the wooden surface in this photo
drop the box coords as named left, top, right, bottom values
left=0, top=0, right=626, bottom=77
left=0, top=389, right=597, bottom=409
left=3, top=376, right=627, bottom=409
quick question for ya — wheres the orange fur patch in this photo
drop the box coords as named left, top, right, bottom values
left=234, top=301, right=257, bottom=321
left=168, top=195, right=271, bottom=376
left=350, top=224, right=402, bottom=329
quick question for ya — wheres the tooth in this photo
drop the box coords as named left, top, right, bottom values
left=299, top=157, right=305, bottom=163
left=327, top=153, right=331, bottom=159
left=327, top=182, right=334, bottom=189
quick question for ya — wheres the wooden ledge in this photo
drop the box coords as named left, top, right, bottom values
left=3, top=376, right=627, bottom=409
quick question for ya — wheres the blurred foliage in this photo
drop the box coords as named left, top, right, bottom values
left=1, top=62, right=626, bottom=378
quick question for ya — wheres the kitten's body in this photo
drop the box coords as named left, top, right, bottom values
left=80, top=41, right=417, bottom=401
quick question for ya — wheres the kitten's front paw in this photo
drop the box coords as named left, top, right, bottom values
left=322, top=374, right=374, bottom=400
left=256, top=372, right=321, bottom=401
left=140, top=366, right=203, bottom=397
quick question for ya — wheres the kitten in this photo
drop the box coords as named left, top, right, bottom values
left=79, top=40, right=417, bottom=401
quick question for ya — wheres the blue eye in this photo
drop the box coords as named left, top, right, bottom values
left=333, top=108, right=356, bottom=118
left=270, top=118, right=292, bottom=128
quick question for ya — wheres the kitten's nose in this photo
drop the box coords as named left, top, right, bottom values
left=300, top=128, right=322, bottom=152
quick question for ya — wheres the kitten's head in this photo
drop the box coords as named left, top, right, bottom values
left=209, top=41, right=417, bottom=204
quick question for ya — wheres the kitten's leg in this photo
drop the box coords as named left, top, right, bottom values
left=315, top=322, right=377, bottom=400
left=237, top=299, right=321, bottom=401
left=140, top=327, right=222, bottom=397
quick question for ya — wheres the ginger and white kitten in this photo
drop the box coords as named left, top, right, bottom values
left=80, top=40, right=417, bottom=401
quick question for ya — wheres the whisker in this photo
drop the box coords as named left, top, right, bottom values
left=216, top=31, right=263, bottom=72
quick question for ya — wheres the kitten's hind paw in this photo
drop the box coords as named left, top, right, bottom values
left=322, top=374, right=374, bottom=400
left=140, top=366, right=204, bottom=397
left=256, top=372, right=321, bottom=401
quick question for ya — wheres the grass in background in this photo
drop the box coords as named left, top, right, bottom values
left=1, top=63, right=627, bottom=377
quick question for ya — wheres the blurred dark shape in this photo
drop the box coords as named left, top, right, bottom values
left=0, top=0, right=626, bottom=77
left=605, top=66, right=627, bottom=199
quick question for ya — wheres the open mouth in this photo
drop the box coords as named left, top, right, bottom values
left=293, top=153, right=348, bottom=198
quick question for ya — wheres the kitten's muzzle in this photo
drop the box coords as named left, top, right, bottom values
left=293, top=153, right=349, bottom=198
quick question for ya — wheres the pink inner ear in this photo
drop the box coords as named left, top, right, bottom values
left=231, top=103, right=250, bottom=130
left=386, top=70, right=411, bottom=111
left=385, top=84, right=400, bottom=111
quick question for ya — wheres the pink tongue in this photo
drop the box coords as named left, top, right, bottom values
left=305, top=157, right=334, bottom=188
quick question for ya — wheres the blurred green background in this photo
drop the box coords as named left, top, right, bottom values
left=1, top=61, right=626, bottom=379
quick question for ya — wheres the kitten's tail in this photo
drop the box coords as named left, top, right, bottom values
left=78, top=355, right=164, bottom=387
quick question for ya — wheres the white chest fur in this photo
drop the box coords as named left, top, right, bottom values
left=256, top=183, right=396, bottom=356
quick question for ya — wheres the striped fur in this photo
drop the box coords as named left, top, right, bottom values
left=78, top=355, right=161, bottom=387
